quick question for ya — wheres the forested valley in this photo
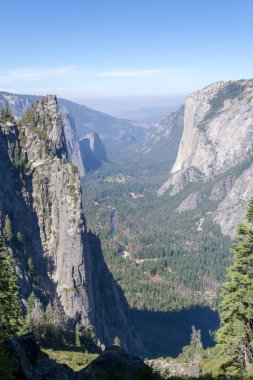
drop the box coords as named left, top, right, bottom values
left=82, top=140, right=231, bottom=313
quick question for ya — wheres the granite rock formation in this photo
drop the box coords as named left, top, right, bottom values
left=158, top=80, right=253, bottom=235
left=79, top=132, right=108, bottom=172
left=0, top=96, right=136, bottom=351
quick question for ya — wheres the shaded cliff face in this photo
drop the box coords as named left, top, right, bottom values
left=61, top=112, right=86, bottom=177
left=158, top=80, right=253, bottom=235
left=87, top=234, right=139, bottom=353
left=85, top=132, right=108, bottom=162
left=79, top=132, right=108, bottom=173
left=0, top=96, right=136, bottom=351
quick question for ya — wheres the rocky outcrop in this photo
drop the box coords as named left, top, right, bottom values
left=176, top=191, right=206, bottom=213
left=147, top=357, right=201, bottom=378
left=79, top=132, right=108, bottom=172
left=6, top=333, right=78, bottom=380
left=5, top=334, right=149, bottom=380
left=158, top=80, right=253, bottom=235
left=214, top=163, right=253, bottom=236
left=209, top=175, right=236, bottom=202
left=0, top=96, right=136, bottom=350
left=79, top=345, right=148, bottom=380
left=17, top=96, right=91, bottom=324
left=0, top=90, right=145, bottom=175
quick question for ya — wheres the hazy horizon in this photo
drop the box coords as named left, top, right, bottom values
left=62, top=94, right=185, bottom=115
left=1, top=0, right=253, bottom=115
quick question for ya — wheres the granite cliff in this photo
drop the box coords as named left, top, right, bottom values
left=141, top=106, right=184, bottom=155
left=158, top=80, right=253, bottom=236
left=79, top=132, right=108, bottom=172
left=0, top=96, right=136, bottom=352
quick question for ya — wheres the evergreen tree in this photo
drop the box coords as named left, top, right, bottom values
left=113, top=336, right=121, bottom=347
left=179, top=326, right=203, bottom=365
left=81, top=324, right=96, bottom=350
left=27, top=257, right=35, bottom=277
left=16, top=232, right=23, bottom=248
left=0, top=236, right=22, bottom=341
left=216, top=196, right=253, bottom=376
left=3, top=215, right=13, bottom=242
left=75, top=322, right=81, bottom=347
left=0, top=103, right=15, bottom=123
left=25, top=293, right=44, bottom=339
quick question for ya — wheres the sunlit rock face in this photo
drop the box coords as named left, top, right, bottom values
left=158, top=80, right=253, bottom=235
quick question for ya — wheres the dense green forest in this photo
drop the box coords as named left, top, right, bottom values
left=2, top=197, right=253, bottom=378
left=82, top=142, right=232, bottom=312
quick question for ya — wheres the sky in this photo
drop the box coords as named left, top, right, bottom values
left=0, top=0, right=253, bottom=114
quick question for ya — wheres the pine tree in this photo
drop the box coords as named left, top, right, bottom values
left=216, top=196, right=253, bottom=376
left=0, top=104, right=15, bottom=123
left=3, top=215, right=13, bottom=242
left=0, top=236, right=22, bottom=341
left=25, top=293, right=44, bottom=339
left=75, top=322, right=81, bottom=347
left=113, top=336, right=121, bottom=347
left=81, top=324, right=96, bottom=350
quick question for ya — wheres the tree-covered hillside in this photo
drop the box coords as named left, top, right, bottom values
left=82, top=141, right=232, bottom=313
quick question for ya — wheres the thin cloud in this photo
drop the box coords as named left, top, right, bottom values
left=97, top=68, right=190, bottom=78
left=0, top=66, right=79, bottom=83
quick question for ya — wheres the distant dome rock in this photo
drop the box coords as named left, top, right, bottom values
left=79, top=132, right=108, bottom=172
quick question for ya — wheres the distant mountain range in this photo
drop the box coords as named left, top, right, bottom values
left=0, top=91, right=146, bottom=175
left=0, top=91, right=145, bottom=143
left=114, top=105, right=180, bottom=125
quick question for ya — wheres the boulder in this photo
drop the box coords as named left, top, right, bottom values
left=79, top=345, right=151, bottom=379
left=5, top=333, right=77, bottom=380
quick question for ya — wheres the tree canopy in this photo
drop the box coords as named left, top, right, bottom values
left=0, top=235, right=22, bottom=341
left=216, top=196, right=253, bottom=376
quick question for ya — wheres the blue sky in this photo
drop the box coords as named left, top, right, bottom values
left=0, top=0, right=253, bottom=113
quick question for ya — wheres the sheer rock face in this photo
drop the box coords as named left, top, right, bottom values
left=0, top=95, right=91, bottom=324
left=61, top=112, right=86, bottom=177
left=79, top=132, right=108, bottom=173
left=159, top=80, right=253, bottom=196
left=85, top=132, right=108, bottom=162
left=0, top=96, right=136, bottom=351
left=158, top=80, right=253, bottom=235
left=214, top=163, right=253, bottom=236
